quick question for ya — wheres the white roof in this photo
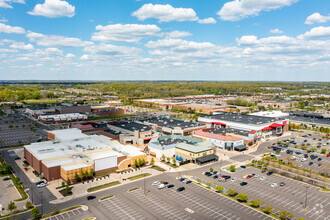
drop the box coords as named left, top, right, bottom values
left=62, top=163, right=91, bottom=171
left=88, top=150, right=123, bottom=160
left=112, top=144, right=145, bottom=157
left=249, top=111, right=289, bottom=118
left=38, top=113, right=87, bottom=120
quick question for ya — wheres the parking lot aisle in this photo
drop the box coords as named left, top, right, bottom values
left=44, top=208, right=84, bottom=220
left=129, top=190, right=193, bottom=220
left=100, top=196, right=147, bottom=220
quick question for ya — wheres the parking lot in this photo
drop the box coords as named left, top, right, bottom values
left=0, top=113, right=49, bottom=147
left=0, top=176, right=21, bottom=210
left=200, top=167, right=329, bottom=220
left=45, top=207, right=85, bottom=220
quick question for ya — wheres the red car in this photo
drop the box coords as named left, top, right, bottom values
left=327, top=155, right=330, bottom=158
left=246, top=175, right=253, bottom=179
left=272, top=143, right=276, bottom=145
left=318, top=164, right=322, bottom=166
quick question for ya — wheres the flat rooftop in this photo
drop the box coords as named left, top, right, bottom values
left=206, top=127, right=250, bottom=137
left=204, top=112, right=279, bottom=125
left=109, top=122, right=152, bottom=132
left=144, top=117, right=203, bottom=129
left=152, top=135, right=203, bottom=146
left=176, top=142, right=213, bottom=154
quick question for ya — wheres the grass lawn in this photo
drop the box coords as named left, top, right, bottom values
left=128, top=187, right=140, bottom=192
left=100, top=195, right=114, bottom=201
left=127, top=173, right=151, bottom=181
left=87, top=181, right=120, bottom=192
left=150, top=165, right=165, bottom=172
left=87, top=114, right=135, bottom=121
left=22, top=99, right=63, bottom=105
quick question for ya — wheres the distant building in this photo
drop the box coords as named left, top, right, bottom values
left=55, top=104, right=91, bottom=114
left=38, top=113, right=87, bottom=124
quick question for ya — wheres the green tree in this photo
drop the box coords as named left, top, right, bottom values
left=206, top=182, right=212, bottom=188
left=166, top=157, right=170, bottom=163
left=134, top=159, right=138, bottom=167
left=51, top=205, right=58, bottom=214
left=74, top=172, right=80, bottom=182
left=257, top=161, right=263, bottom=166
left=310, top=147, right=317, bottom=152
left=150, top=157, right=155, bottom=165
left=30, top=207, right=41, bottom=218
left=263, top=206, right=272, bottom=214
left=61, top=181, right=66, bottom=187
left=229, top=165, right=236, bottom=172
left=161, top=154, right=165, bottom=161
left=197, top=178, right=201, bottom=184
left=7, top=201, right=17, bottom=213
left=321, top=148, right=326, bottom=154
left=215, top=185, right=223, bottom=192
left=172, top=157, right=176, bottom=164
left=227, top=189, right=236, bottom=197
left=25, top=201, right=33, bottom=209
left=209, top=167, right=214, bottom=172
left=66, top=179, right=71, bottom=186
left=250, top=200, right=260, bottom=208
left=237, top=193, right=248, bottom=202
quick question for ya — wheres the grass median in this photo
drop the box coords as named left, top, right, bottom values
left=127, top=173, right=151, bottom=181
left=87, top=181, right=120, bottom=192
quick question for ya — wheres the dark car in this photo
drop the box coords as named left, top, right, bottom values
left=167, top=184, right=174, bottom=188
left=204, top=172, right=210, bottom=176
left=261, top=170, right=266, bottom=173
left=318, top=158, right=322, bottom=161
left=35, top=180, right=45, bottom=185
left=240, top=182, right=248, bottom=186
left=240, top=165, right=246, bottom=169
left=213, top=171, right=218, bottom=174
left=176, top=187, right=185, bottom=192
left=280, top=182, right=286, bottom=186
left=3, top=177, right=10, bottom=181
left=213, top=175, right=218, bottom=179
left=162, top=181, right=169, bottom=185
left=179, top=178, right=185, bottom=182
left=206, top=173, right=212, bottom=177
left=267, top=172, right=273, bottom=176
left=309, top=162, right=313, bottom=166
left=87, top=195, right=96, bottom=200
left=186, top=180, right=192, bottom=184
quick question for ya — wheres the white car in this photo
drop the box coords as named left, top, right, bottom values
left=157, top=184, right=166, bottom=189
left=231, top=178, right=237, bottom=182
left=37, top=182, right=48, bottom=188
left=152, top=181, right=161, bottom=186
left=271, top=183, right=277, bottom=187
left=260, top=177, right=265, bottom=181
left=291, top=156, right=296, bottom=159
left=299, top=164, right=304, bottom=168
left=254, top=174, right=259, bottom=178
left=301, top=158, right=307, bottom=162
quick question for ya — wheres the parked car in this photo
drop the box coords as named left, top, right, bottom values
left=167, top=184, right=174, bottom=188
left=213, top=175, right=218, bottom=179
left=162, top=181, right=169, bottom=185
left=279, top=182, right=286, bottom=187
left=176, top=187, right=185, bottom=192
left=231, top=178, right=237, bottom=182
left=6, top=184, right=14, bottom=188
left=309, top=162, right=313, bottom=166
left=246, top=175, right=253, bottom=179
left=261, top=170, right=266, bottom=173
left=260, top=177, right=265, bottom=181
left=213, top=171, right=218, bottom=174
left=152, top=181, right=161, bottom=186
left=185, top=180, right=192, bottom=184
left=179, top=178, right=186, bottom=182
left=158, top=184, right=166, bottom=189
left=267, top=172, right=273, bottom=176
left=318, top=158, right=322, bottom=161
left=271, top=183, right=277, bottom=187
left=3, top=177, right=10, bottom=181
left=240, top=182, right=248, bottom=186
left=35, top=180, right=45, bottom=185
left=87, top=195, right=96, bottom=200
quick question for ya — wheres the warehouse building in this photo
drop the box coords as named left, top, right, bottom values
left=24, top=128, right=146, bottom=181
left=55, top=103, right=91, bottom=114
left=38, top=113, right=87, bottom=124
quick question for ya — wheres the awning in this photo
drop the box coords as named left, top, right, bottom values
left=144, top=137, right=152, bottom=141
left=270, top=123, right=283, bottom=128
left=196, top=154, right=219, bottom=163
left=262, top=126, right=273, bottom=131
left=212, top=122, right=226, bottom=126
left=234, top=145, right=247, bottom=151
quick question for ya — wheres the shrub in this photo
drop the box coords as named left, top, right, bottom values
left=227, top=189, right=236, bottom=197
left=250, top=200, right=260, bottom=208
left=25, top=201, right=33, bottom=209
left=237, top=193, right=248, bottom=202
left=215, top=185, right=223, bottom=192
left=263, top=206, right=272, bottom=214
left=229, top=165, right=236, bottom=172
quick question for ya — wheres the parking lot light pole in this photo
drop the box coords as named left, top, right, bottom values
left=304, top=186, right=309, bottom=210
left=144, top=171, right=146, bottom=197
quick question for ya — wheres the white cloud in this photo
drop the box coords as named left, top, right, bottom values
left=0, top=23, right=25, bottom=34
left=236, top=35, right=258, bottom=45
left=270, top=28, right=283, bottom=34
left=83, top=43, right=141, bottom=57
left=27, top=31, right=92, bottom=47
left=132, top=4, right=198, bottom=22
left=198, top=18, right=217, bottom=24
left=148, top=50, right=169, bottom=56
left=10, top=42, right=34, bottom=50
left=0, top=18, right=8, bottom=22
left=0, top=48, right=17, bottom=53
left=145, top=38, right=184, bottom=49
left=305, top=13, right=330, bottom=25
left=91, top=24, right=161, bottom=43
left=65, top=53, right=76, bottom=58
left=298, top=26, right=330, bottom=39
left=165, top=31, right=191, bottom=38
left=28, top=0, right=75, bottom=18
left=0, top=0, right=24, bottom=9
left=217, top=0, right=299, bottom=21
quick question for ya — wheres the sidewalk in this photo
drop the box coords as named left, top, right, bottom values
left=49, top=167, right=163, bottom=204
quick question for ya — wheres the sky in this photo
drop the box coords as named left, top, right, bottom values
left=0, top=0, right=330, bottom=81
